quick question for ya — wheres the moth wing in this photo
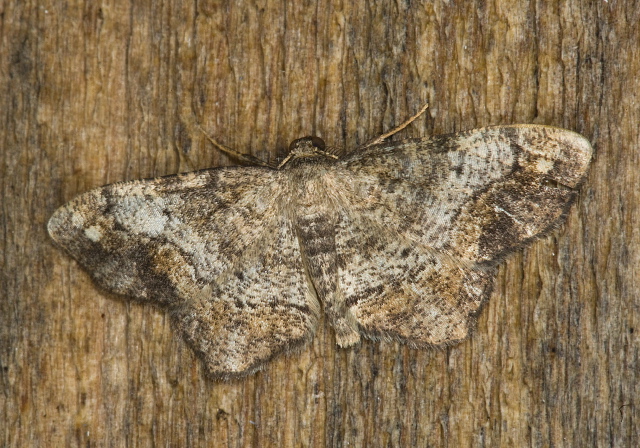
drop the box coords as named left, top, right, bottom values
left=333, top=205, right=495, bottom=345
left=333, top=125, right=592, bottom=344
left=48, top=167, right=320, bottom=378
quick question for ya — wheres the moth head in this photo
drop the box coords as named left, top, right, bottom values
left=281, top=135, right=341, bottom=162
left=288, top=136, right=327, bottom=156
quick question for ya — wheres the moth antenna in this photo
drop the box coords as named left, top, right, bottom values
left=276, top=152, right=295, bottom=169
left=196, top=124, right=276, bottom=168
left=364, top=102, right=430, bottom=147
left=325, top=145, right=346, bottom=157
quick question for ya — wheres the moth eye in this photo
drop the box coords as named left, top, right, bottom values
left=288, top=138, right=302, bottom=152
left=310, top=136, right=326, bottom=151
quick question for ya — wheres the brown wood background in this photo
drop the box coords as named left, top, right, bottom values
left=1, top=0, right=638, bottom=446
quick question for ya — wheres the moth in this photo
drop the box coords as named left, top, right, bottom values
left=48, top=111, right=592, bottom=379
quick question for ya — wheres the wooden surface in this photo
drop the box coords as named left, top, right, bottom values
left=1, top=1, right=638, bottom=446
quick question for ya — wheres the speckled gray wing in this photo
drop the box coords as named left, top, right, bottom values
left=331, top=125, right=592, bottom=345
left=48, top=168, right=320, bottom=378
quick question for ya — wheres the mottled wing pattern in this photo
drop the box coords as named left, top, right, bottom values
left=48, top=168, right=320, bottom=378
left=332, top=126, right=592, bottom=345
left=332, top=204, right=495, bottom=346
left=49, top=124, right=592, bottom=377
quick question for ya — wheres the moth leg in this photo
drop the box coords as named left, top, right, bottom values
left=196, top=124, right=277, bottom=168
left=364, top=102, right=430, bottom=147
